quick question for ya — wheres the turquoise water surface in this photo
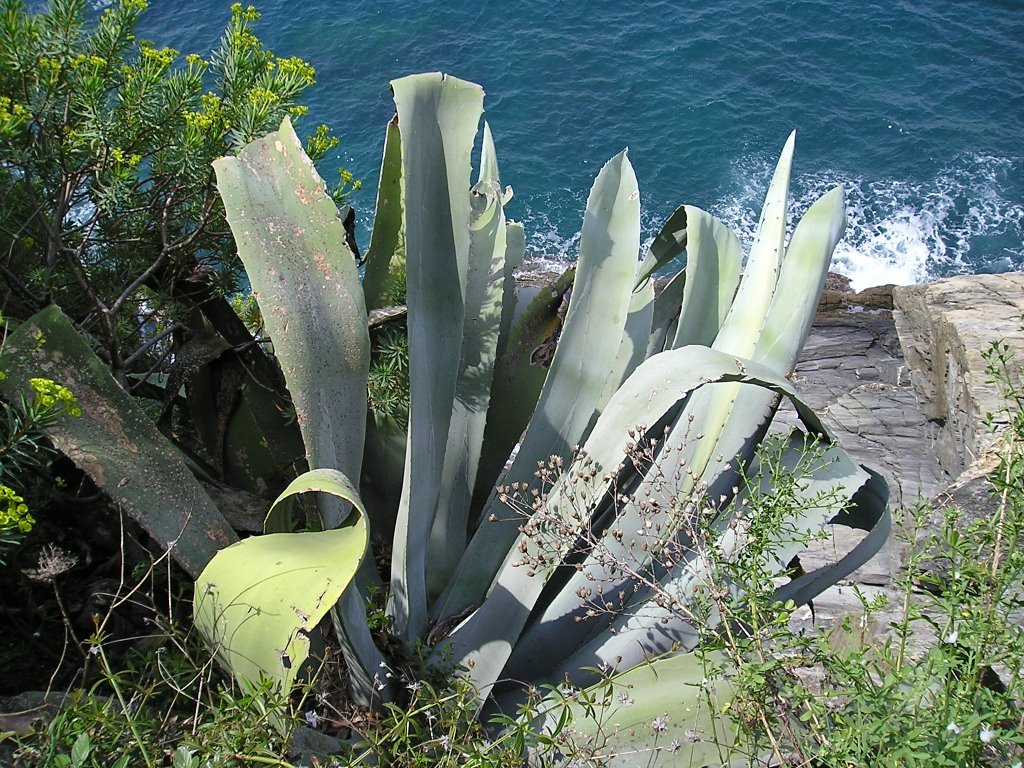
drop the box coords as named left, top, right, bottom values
left=137, top=0, right=1023, bottom=289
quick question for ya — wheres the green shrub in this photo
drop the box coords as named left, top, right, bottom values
left=0, top=313, right=82, bottom=563
left=674, top=338, right=1024, bottom=766
left=0, top=0, right=356, bottom=429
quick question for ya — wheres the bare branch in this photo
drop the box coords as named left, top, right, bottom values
left=108, top=192, right=178, bottom=317
left=124, top=322, right=184, bottom=368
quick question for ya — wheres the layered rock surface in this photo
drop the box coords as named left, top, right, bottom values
left=893, top=273, right=1024, bottom=476
left=787, top=272, right=1024, bottom=647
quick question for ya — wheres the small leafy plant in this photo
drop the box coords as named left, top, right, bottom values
left=0, top=313, right=82, bottom=563
left=666, top=338, right=1024, bottom=766
left=6, top=557, right=306, bottom=768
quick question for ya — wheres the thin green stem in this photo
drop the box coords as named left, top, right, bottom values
left=95, top=642, right=157, bottom=768
left=230, top=755, right=297, bottom=767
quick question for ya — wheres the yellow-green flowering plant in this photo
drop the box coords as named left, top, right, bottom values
left=0, top=316, right=82, bottom=563
left=0, top=0, right=357, bottom=473
left=0, top=482, right=34, bottom=566
left=0, top=485, right=34, bottom=532
left=27, top=378, right=83, bottom=418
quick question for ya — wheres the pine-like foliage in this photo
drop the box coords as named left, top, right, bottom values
left=0, top=0, right=357, bottom=385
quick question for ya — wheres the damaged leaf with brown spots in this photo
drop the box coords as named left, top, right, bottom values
left=0, top=305, right=236, bottom=578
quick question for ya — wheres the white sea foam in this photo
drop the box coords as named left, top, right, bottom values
left=711, top=152, right=1023, bottom=291
left=517, top=191, right=584, bottom=271
left=480, top=153, right=1021, bottom=293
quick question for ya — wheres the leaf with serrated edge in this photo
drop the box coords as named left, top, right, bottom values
left=440, top=346, right=828, bottom=699
left=530, top=651, right=738, bottom=768
left=428, top=121, right=509, bottom=599
left=387, top=73, right=484, bottom=642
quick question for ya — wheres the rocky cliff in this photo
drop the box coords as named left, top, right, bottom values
left=893, top=273, right=1024, bottom=476
left=791, top=271, right=1024, bottom=642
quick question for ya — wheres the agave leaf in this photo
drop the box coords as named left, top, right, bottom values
left=332, top=583, right=396, bottom=709
left=213, top=117, right=369, bottom=529
left=428, top=121, right=509, bottom=598
left=361, top=414, right=407, bottom=540
left=649, top=136, right=795, bottom=558
left=671, top=206, right=742, bottom=349
left=594, top=273, right=656, bottom=416
left=754, top=185, right=845, bottom=372
left=641, top=206, right=689, bottom=356
left=496, top=220, right=526, bottom=361
left=669, top=184, right=846, bottom=540
left=540, top=433, right=881, bottom=684
left=734, top=431, right=871, bottom=577
left=647, top=267, right=686, bottom=357
left=532, top=651, right=737, bottom=768
left=777, top=467, right=891, bottom=607
left=470, top=268, right=574, bottom=515
left=626, top=135, right=799, bottom=583
left=477, top=120, right=503, bottom=189
left=650, top=184, right=846, bottom=545
left=650, top=183, right=845, bottom=548
left=0, top=305, right=236, bottom=578
left=514, top=187, right=808, bottom=673
left=676, top=183, right=846, bottom=512
left=442, top=347, right=827, bottom=697
left=436, top=150, right=641, bottom=621
left=564, top=486, right=885, bottom=687
left=388, top=72, right=484, bottom=641
left=193, top=468, right=367, bottom=704
left=635, top=204, right=687, bottom=286
left=363, top=116, right=405, bottom=310
left=504, top=350, right=857, bottom=680
left=713, top=131, right=795, bottom=358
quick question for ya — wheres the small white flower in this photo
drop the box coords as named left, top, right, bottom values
left=617, top=692, right=635, bottom=707
left=303, top=710, right=320, bottom=727
left=947, top=721, right=961, bottom=734
left=651, top=714, right=669, bottom=734
left=943, top=630, right=959, bottom=644
left=980, top=725, right=996, bottom=744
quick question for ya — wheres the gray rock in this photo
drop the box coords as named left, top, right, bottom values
left=775, top=292, right=949, bottom=588
left=783, top=272, right=1024, bottom=660
left=893, top=273, right=1024, bottom=476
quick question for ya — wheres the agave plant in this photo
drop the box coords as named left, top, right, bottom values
left=191, top=73, right=889, bottom=760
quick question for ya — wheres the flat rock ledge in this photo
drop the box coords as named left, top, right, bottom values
left=789, top=272, right=1024, bottom=652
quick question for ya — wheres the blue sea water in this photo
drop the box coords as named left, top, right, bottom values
left=135, top=0, right=1023, bottom=290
